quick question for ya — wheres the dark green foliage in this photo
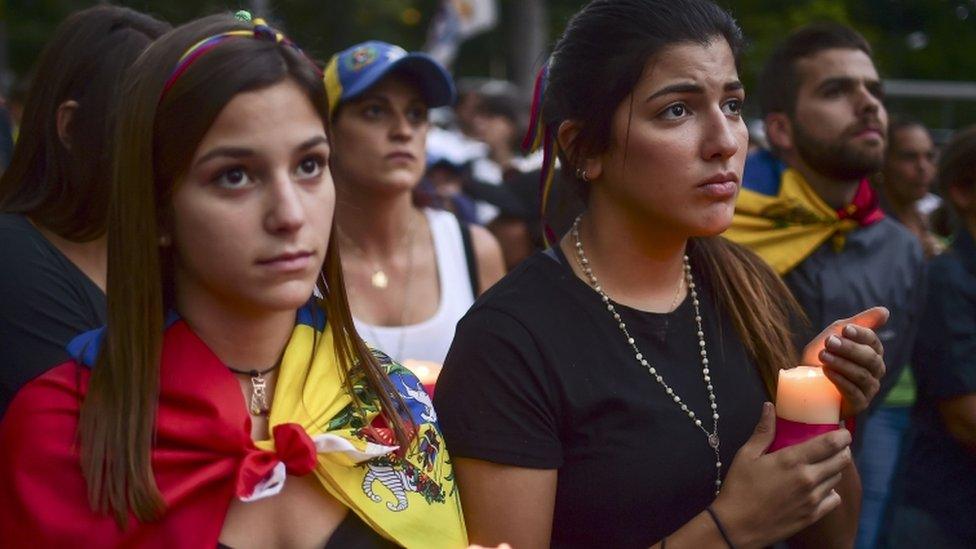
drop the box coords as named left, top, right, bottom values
left=4, top=0, right=974, bottom=126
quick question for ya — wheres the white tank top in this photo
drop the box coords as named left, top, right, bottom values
left=354, top=208, right=476, bottom=365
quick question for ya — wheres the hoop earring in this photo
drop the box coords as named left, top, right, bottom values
left=575, top=167, right=590, bottom=182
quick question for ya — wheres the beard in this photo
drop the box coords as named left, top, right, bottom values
left=793, top=121, right=885, bottom=181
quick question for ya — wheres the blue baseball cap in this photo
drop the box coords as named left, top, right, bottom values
left=324, top=40, right=456, bottom=117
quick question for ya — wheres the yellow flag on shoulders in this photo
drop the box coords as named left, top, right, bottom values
left=726, top=168, right=859, bottom=275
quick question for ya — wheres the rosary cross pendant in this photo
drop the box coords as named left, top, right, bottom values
left=708, top=433, right=720, bottom=450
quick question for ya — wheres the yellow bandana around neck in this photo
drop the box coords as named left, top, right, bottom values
left=256, top=314, right=467, bottom=548
left=725, top=168, right=858, bottom=275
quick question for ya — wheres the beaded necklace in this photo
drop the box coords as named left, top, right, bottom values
left=571, top=216, right=723, bottom=494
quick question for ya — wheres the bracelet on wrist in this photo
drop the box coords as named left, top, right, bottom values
left=706, top=505, right=736, bottom=549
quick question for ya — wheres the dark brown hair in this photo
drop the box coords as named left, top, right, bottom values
left=544, top=0, right=743, bottom=175
left=692, top=238, right=804, bottom=396
left=545, top=0, right=803, bottom=394
left=938, top=125, right=976, bottom=215
left=758, top=23, right=873, bottom=118
left=886, top=115, right=928, bottom=148
left=79, top=13, right=412, bottom=527
left=0, top=6, right=169, bottom=240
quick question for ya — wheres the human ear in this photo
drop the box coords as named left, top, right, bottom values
left=764, top=112, right=794, bottom=152
left=56, top=100, right=79, bottom=150
left=557, top=120, right=602, bottom=181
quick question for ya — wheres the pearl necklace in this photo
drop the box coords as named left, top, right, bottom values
left=571, top=216, right=724, bottom=495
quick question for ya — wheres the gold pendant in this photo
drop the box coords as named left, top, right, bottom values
left=371, top=269, right=389, bottom=289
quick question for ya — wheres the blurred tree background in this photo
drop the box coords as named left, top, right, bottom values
left=3, top=0, right=974, bottom=129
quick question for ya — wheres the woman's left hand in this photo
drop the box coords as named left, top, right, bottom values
left=801, top=307, right=889, bottom=419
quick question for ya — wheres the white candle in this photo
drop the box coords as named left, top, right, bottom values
left=401, top=359, right=443, bottom=387
left=775, top=366, right=842, bottom=424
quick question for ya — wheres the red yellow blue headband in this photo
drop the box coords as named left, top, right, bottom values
left=160, top=11, right=318, bottom=102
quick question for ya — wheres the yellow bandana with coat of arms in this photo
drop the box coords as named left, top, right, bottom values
left=257, top=307, right=467, bottom=548
left=725, top=168, right=860, bottom=275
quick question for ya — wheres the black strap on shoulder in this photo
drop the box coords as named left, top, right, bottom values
left=456, top=214, right=480, bottom=297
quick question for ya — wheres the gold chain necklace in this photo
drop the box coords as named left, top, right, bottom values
left=361, top=221, right=418, bottom=362
left=339, top=220, right=417, bottom=290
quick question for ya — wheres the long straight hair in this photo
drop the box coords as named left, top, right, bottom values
left=545, top=0, right=804, bottom=393
left=78, top=14, right=412, bottom=527
left=0, top=6, right=168, bottom=240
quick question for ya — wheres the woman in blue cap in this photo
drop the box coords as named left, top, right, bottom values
left=325, top=41, right=505, bottom=373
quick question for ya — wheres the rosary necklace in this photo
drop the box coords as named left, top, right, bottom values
left=571, top=215, right=724, bottom=494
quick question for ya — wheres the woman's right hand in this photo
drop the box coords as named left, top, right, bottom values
left=710, top=402, right=852, bottom=548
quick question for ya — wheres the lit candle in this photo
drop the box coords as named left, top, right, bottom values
left=401, top=359, right=443, bottom=396
left=776, top=366, right=842, bottom=424
left=768, top=366, right=842, bottom=452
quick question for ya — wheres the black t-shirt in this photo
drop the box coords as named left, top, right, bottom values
left=901, top=228, right=976, bottom=542
left=434, top=244, right=769, bottom=548
left=0, top=214, right=106, bottom=419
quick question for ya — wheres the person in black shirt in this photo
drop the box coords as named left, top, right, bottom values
left=886, top=126, right=976, bottom=547
left=434, top=1, right=889, bottom=547
left=0, top=6, right=169, bottom=419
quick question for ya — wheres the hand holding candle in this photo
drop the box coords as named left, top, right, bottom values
left=800, top=307, right=888, bottom=419
left=769, top=366, right=842, bottom=452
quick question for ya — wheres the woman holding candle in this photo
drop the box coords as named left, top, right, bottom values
left=434, top=1, right=887, bottom=547
left=0, top=13, right=466, bottom=546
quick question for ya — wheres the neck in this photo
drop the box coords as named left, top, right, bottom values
left=563, top=196, right=689, bottom=312
left=787, top=153, right=860, bottom=209
left=335, top=185, right=420, bottom=256
left=32, top=220, right=107, bottom=292
left=881, top=186, right=922, bottom=227
left=175, top=288, right=296, bottom=372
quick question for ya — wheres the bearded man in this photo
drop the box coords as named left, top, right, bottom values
left=725, top=24, right=926, bottom=548
left=729, top=22, right=922, bottom=402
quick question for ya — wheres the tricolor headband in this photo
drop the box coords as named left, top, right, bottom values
left=521, top=58, right=560, bottom=247
left=160, top=11, right=319, bottom=102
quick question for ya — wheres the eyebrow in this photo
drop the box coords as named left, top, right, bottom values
left=353, top=91, right=427, bottom=107
left=645, top=81, right=743, bottom=102
left=193, top=135, right=328, bottom=167
left=816, top=77, right=854, bottom=91
left=816, top=76, right=882, bottom=91
left=353, top=94, right=391, bottom=105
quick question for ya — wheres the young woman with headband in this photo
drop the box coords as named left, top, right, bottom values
left=0, top=13, right=465, bottom=547
left=435, top=1, right=887, bottom=547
